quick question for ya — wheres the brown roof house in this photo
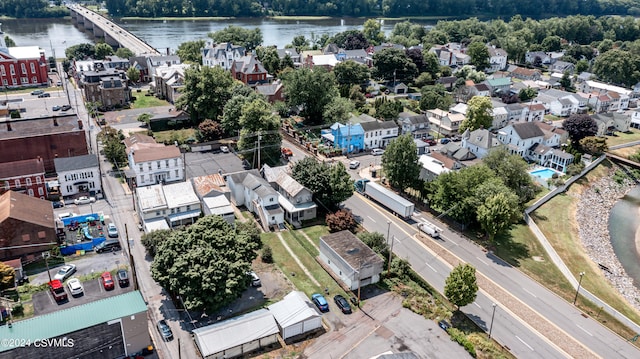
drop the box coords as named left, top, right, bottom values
left=319, top=230, right=384, bottom=291
left=0, top=158, right=47, bottom=199
left=124, top=133, right=183, bottom=187
left=0, top=191, right=56, bottom=261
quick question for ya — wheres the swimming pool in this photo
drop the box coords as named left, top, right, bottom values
left=529, top=168, right=560, bottom=180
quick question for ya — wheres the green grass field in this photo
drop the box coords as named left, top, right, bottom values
left=131, top=94, right=169, bottom=109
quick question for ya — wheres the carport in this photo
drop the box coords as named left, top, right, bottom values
left=268, top=291, right=322, bottom=341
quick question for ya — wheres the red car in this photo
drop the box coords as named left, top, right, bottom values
left=101, top=272, right=115, bottom=290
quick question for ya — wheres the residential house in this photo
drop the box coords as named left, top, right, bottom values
left=0, top=26, right=49, bottom=88
left=392, top=82, right=408, bottom=95
left=414, top=138, right=430, bottom=155
left=124, top=133, right=184, bottom=187
left=461, top=128, right=502, bottom=159
left=0, top=158, right=46, bottom=199
left=79, top=63, right=131, bottom=109
left=231, top=55, right=270, bottom=86
left=437, top=76, right=457, bottom=91
left=485, top=77, right=512, bottom=95
left=506, top=103, right=528, bottom=122
left=163, top=181, right=201, bottom=228
left=0, top=114, right=88, bottom=173
left=487, top=46, right=508, bottom=73
left=398, top=111, right=430, bottom=139
left=527, top=103, right=546, bottom=122
left=147, top=108, right=191, bottom=132
left=438, top=142, right=477, bottom=163
left=54, top=154, right=101, bottom=198
left=276, top=48, right=302, bottom=65
left=631, top=108, right=640, bottom=129
left=0, top=191, right=56, bottom=261
left=497, top=121, right=545, bottom=157
left=429, top=45, right=469, bottom=67
left=426, top=109, right=465, bottom=135
left=510, top=67, right=542, bottom=81
left=201, top=42, right=246, bottom=70
left=304, top=54, right=340, bottom=70
left=192, top=174, right=234, bottom=224
left=129, top=56, right=151, bottom=82
left=525, top=51, right=551, bottom=65
left=136, top=184, right=170, bottom=232
left=154, top=63, right=189, bottom=104
left=491, top=106, right=509, bottom=129
left=549, top=61, right=575, bottom=74
left=360, top=120, right=399, bottom=149
left=255, top=81, right=285, bottom=103
left=225, top=170, right=284, bottom=230
left=418, top=154, right=451, bottom=181
left=528, top=144, right=574, bottom=172
left=472, top=83, right=491, bottom=97
left=145, top=55, right=181, bottom=83
left=261, top=165, right=317, bottom=227
left=576, top=72, right=595, bottom=83
left=319, top=230, right=385, bottom=291
left=578, top=80, right=634, bottom=101
left=321, top=123, right=365, bottom=153
left=534, top=121, right=568, bottom=147
left=591, top=112, right=631, bottom=136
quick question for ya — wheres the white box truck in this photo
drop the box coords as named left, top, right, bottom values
left=355, top=179, right=415, bottom=219
left=418, top=222, right=440, bottom=238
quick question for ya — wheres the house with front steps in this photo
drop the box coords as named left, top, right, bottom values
left=225, top=169, right=284, bottom=231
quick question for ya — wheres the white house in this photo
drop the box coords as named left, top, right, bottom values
left=124, top=134, right=184, bottom=187
left=360, top=120, right=400, bottom=149
left=261, top=165, right=317, bottom=228
left=491, top=106, right=509, bottom=129
left=497, top=122, right=545, bottom=157
left=319, top=230, right=384, bottom=291
left=268, top=291, right=322, bottom=342
left=426, top=109, right=465, bottom=135
left=54, top=154, right=102, bottom=198
left=163, top=181, right=201, bottom=228
left=534, top=121, right=568, bottom=147
left=225, top=170, right=284, bottom=230
left=487, top=46, right=508, bottom=73
left=136, top=184, right=170, bottom=232
left=192, top=174, right=235, bottom=224
left=461, top=128, right=502, bottom=159
left=631, top=109, right=640, bottom=129
left=201, top=42, right=246, bottom=70
left=398, top=111, right=431, bottom=139
left=592, top=112, right=631, bottom=135
left=418, top=154, right=451, bottom=181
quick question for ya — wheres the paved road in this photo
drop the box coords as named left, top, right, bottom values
left=344, top=192, right=640, bottom=358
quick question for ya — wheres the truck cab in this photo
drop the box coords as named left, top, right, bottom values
left=49, top=279, right=68, bottom=303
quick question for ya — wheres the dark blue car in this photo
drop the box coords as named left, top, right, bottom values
left=312, top=293, right=329, bottom=312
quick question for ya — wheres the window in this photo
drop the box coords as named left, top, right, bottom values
left=21, top=63, right=26, bottom=74
left=156, top=211, right=161, bottom=216
left=157, top=161, right=161, bottom=169
left=0, top=65, right=4, bottom=75
left=22, top=234, right=30, bottom=242
left=30, top=63, right=35, bottom=73
left=26, top=178, right=32, bottom=186
left=186, top=205, right=191, bottom=211
left=28, top=189, right=34, bottom=196
left=21, top=77, right=28, bottom=84
left=139, top=165, right=143, bottom=172
left=4, top=181, right=8, bottom=190
left=270, top=198, right=274, bottom=202
left=165, top=160, right=169, bottom=167
left=175, top=170, right=179, bottom=177
left=36, top=176, right=41, bottom=184
left=171, top=208, right=175, bottom=214
left=174, top=159, right=178, bottom=166
left=67, top=185, right=72, bottom=192
left=14, top=179, right=20, bottom=188
left=32, top=76, right=37, bottom=84
left=2, top=79, right=6, bottom=86
left=38, top=187, right=44, bottom=196
left=148, top=164, right=152, bottom=171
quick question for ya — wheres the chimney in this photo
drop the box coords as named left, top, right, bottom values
left=254, top=64, right=259, bottom=72
left=6, top=121, right=11, bottom=131
left=167, top=47, right=170, bottom=56
left=53, top=118, right=58, bottom=126
left=77, top=120, right=83, bottom=129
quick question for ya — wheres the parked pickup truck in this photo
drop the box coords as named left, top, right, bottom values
left=49, top=279, right=68, bottom=303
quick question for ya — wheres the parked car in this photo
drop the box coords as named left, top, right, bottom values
left=52, top=200, right=64, bottom=208
left=38, top=92, right=50, bottom=98
left=438, top=320, right=451, bottom=331
left=372, top=148, right=385, bottom=156
left=334, top=294, right=352, bottom=314
left=451, top=135, right=461, bottom=142
left=49, top=280, right=68, bottom=303
left=220, top=146, right=229, bottom=153
left=440, top=138, right=450, bottom=144
left=107, top=223, right=119, bottom=238
left=74, top=196, right=96, bottom=205
left=424, top=139, right=437, bottom=146
left=117, top=269, right=129, bottom=288
left=349, top=160, right=360, bottom=169
left=312, top=293, right=329, bottom=312
left=281, top=147, right=293, bottom=157
left=31, top=90, right=44, bottom=95
left=248, top=271, right=261, bottom=287
left=61, top=104, right=72, bottom=111
left=67, top=278, right=84, bottom=296
left=101, top=272, right=115, bottom=290
left=157, top=320, right=173, bottom=341
left=52, top=105, right=61, bottom=111
left=95, top=239, right=122, bottom=253
left=53, top=264, right=76, bottom=281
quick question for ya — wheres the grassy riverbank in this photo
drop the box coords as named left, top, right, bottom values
left=120, top=16, right=232, bottom=21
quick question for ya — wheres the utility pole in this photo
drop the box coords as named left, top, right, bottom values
left=257, top=131, right=261, bottom=169
left=125, top=224, right=139, bottom=290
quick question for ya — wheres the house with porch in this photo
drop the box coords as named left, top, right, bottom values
left=54, top=154, right=101, bottom=199
left=497, top=122, right=574, bottom=171
left=124, top=133, right=184, bottom=187
left=321, top=122, right=365, bottom=154
left=425, top=109, right=465, bottom=136
left=162, top=181, right=201, bottom=228
left=591, top=112, right=631, bottom=136
left=154, top=63, right=189, bottom=104
left=201, top=42, right=246, bottom=70
left=225, top=170, right=284, bottom=231
left=461, top=128, right=502, bottom=159
left=487, top=46, right=508, bottom=73
left=261, top=165, right=317, bottom=228
left=398, top=111, right=431, bottom=139
left=360, top=120, right=399, bottom=149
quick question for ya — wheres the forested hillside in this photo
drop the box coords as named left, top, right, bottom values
left=0, top=0, right=68, bottom=18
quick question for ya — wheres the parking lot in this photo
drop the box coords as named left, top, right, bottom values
left=32, top=269, right=133, bottom=316
left=184, top=151, right=246, bottom=178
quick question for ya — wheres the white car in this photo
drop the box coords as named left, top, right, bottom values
left=349, top=160, right=360, bottom=169
left=220, top=146, right=229, bottom=153
left=74, top=196, right=96, bottom=205
left=372, top=148, right=385, bottom=156
left=53, top=264, right=77, bottom=281
left=67, top=278, right=84, bottom=296
left=107, top=223, right=119, bottom=238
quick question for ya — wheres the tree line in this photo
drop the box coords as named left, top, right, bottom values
left=102, top=0, right=640, bottom=18
left=0, top=0, right=67, bottom=18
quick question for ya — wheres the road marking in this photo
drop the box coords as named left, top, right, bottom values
left=367, top=216, right=375, bottom=222
left=516, top=335, right=534, bottom=350
left=473, top=302, right=481, bottom=309
left=476, top=256, right=488, bottom=265
left=425, top=262, right=438, bottom=273
left=522, top=287, right=538, bottom=298
left=576, top=324, right=593, bottom=337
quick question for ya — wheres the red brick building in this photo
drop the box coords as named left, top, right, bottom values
left=0, top=191, right=56, bottom=261
left=231, top=55, right=269, bottom=87
left=0, top=31, right=49, bottom=88
left=0, top=158, right=47, bottom=199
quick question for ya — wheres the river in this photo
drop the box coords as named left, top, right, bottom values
left=609, top=186, right=640, bottom=289
left=1, top=17, right=427, bottom=58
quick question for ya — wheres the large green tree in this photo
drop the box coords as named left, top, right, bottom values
left=126, top=67, right=140, bottom=83
left=0, top=262, right=15, bottom=289
left=333, top=60, right=370, bottom=87
left=382, top=134, right=421, bottom=190
left=473, top=178, right=521, bottom=242
left=94, top=43, right=114, bottom=60
left=115, top=47, right=134, bottom=59
left=363, top=19, right=385, bottom=46
left=444, top=264, right=478, bottom=310
left=372, top=48, right=418, bottom=82
left=99, top=126, right=127, bottom=165
left=177, top=40, right=206, bottom=64
left=562, top=114, right=598, bottom=144
left=460, top=96, right=493, bottom=132
left=65, top=43, right=95, bottom=60
left=323, top=97, right=355, bottom=124
left=151, top=215, right=261, bottom=311
left=291, top=157, right=353, bottom=208
left=237, top=99, right=282, bottom=166
left=175, top=66, right=234, bottom=121
left=482, top=148, right=540, bottom=207
left=281, top=67, right=338, bottom=125
left=593, top=49, right=640, bottom=86
left=255, top=46, right=282, bottom=75
left=466, top=42, right=490, bottom=71
left=208, top=26, right=262, bottom=51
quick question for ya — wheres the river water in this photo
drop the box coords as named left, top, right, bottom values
left=609, top=186, right=640, bottom=288
left=1, top=17, right=424, bottom=58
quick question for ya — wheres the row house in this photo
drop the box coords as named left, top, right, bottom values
left=202, top=42, right=246, bottom=70
left=591, top=112, right=631, bottom=136
left=398, top=111, right=431, bottom=139
left=226, top=169, right=284, bottom=231
left=321, top=122, right=365, bottom=153
left=587, top=91, right=630, bottom=113
left=0, top=26, right=48, bottom=88
left=261, top=165, right=317, bottom=228
left=0, top=158, right=46, bottom=199
left=79, top=63, right=131, bottom=109
left=231, top=55, right=270, bottom=87
left=426, top=109, right=465, bottom=135
left=505, top=103, right=528, bottom=122
left=136, top=181, right=201, bottom=232
left=154, top=63, right=189, bottom=104
left=360, top=120, right=399, bottom=149
left=124, top=133, right=184, bottom=187
left=54, top=154, right=101, bottom=198
left=192, top=174, right=235, bottom=225
left=578, top=80, right=635, bottom=101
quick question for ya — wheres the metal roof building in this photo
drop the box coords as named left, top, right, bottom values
left=268, top=291, right=322, bottom=341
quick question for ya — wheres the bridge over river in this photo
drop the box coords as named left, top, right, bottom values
left=67, top=5, right=161, bottom=56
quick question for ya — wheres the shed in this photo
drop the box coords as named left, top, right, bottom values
left=193, top=309, right=279, bottom=359
left=268, top=291, right=323, bottom=341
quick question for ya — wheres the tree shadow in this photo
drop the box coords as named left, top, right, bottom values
left=491, top=228, right=530, bottom=268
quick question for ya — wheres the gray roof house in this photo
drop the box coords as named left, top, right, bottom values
left=398, top=111, right=430, bottom=139
left=360, top=120, right=400, bottom=149
left=461, top=128, right=502, bottom=159
left=225, top=169, right=284, bottom=231
left=201, top=42, right=246, bottom=70
left=261, top=165, right=317, bottom=228
left=54, top=154, right=102, bottom=198
left=277, top=48, right=302, bottom=64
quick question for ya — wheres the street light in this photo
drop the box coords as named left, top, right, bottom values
left=573, top=272, right=585, bottom=305
left=386, top=221, right=392, bottom=277
left=489, top=303, right=497, bottom=339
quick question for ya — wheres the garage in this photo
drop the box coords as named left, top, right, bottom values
left=268, top=291, right=323, bottom=341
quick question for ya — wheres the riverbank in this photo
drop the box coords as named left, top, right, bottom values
left=576, top=171, right=640, bottom=312
left=120, top=16, right=233, bottom=21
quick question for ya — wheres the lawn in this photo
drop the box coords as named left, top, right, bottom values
left=606, top=128, right=640, bottom=147
left=300, top=225, right=329, bottom=245
left=610, top=145, right=640, bottom=158
left=131, top=94, right=169, bottom=109
left=153, top=128, right=196, bottom=145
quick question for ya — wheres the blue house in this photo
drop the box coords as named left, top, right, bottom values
left=321, top=122, right=365, bottom=153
